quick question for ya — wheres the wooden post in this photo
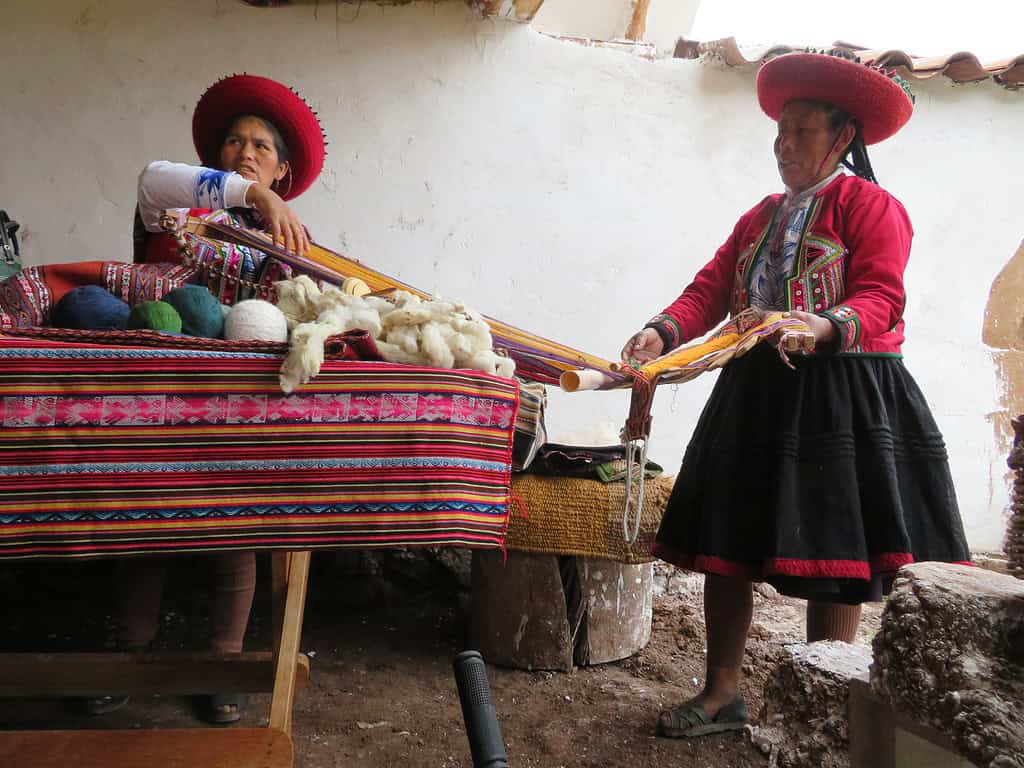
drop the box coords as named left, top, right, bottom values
left=270, top=552, right=290, bottom=661
left=469, top=550, right=573, bottom=672
left=625, top=0, right=652, bottom=42
left=474, top=0, right=546, bottom=22
left=573, top=559, right=653, bottom=666
left=470, top=552, right=653, bottom=671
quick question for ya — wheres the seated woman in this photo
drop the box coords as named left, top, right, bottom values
left=87, top=73, right=326, bottom=724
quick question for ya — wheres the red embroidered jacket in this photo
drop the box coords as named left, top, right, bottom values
left=646, top=174, right=913, bottom=355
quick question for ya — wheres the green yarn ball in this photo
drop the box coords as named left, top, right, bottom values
left=162, top=285, right=225, bottom=338
left=127, top=301, right=182, bottom=333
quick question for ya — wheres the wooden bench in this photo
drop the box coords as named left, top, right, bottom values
left=0, top=728, right=292, bottom=768
left=0, top=551, right=310, bottom=768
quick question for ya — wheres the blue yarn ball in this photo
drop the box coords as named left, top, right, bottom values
left=161, top=285, right=225, bottom=338
left=51, top=285, right=130, bottom=331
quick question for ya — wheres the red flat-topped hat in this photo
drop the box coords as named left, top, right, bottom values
left=757, top=51, right=915, bottom=145
left=192, top=74, right=326, bottom=200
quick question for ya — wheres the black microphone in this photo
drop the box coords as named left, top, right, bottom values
left=452, top=650, right=509, bottom=768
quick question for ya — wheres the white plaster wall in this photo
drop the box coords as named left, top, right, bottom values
left=532, top=0, right=633, bottom=41
left=0, top=0, right=1020, bottom=552
left=533, top=0, right=700, bottom=51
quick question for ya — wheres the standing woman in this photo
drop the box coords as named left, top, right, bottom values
left=621, top=51, right=970, bottom=738
left=88, top=74, right=326, bottom=724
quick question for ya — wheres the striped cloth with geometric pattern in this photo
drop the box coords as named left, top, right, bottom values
left=0, top=335, right=518, bottom=560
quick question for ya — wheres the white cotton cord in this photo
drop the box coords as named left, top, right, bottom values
left=621, top=438, right=648, bottom=546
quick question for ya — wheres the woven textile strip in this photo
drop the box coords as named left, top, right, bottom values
left=0, top=337, right=518, bottom=560
left=511, top=381, right=546, bottom=471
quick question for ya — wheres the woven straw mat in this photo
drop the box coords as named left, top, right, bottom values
left=505, top=473, right=675, bottom=564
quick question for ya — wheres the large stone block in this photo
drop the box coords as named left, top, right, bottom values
left=751, top=641, right=872, bottom=768
left=871, top=562, right=1024, bottom=767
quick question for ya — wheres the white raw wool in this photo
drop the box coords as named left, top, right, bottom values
left=275, top=275, right=515, bottom=393
left=274, top=274, right=326, bottom=329
left=224, top=299, right=289, bottom=342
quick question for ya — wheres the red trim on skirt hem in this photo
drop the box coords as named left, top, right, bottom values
left=651, top=544, right=916, bottom=581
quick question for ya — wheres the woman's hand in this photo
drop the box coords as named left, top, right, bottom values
left=246, top=184, right=310, bottom=256
left=621, top=328, right=664, bottom=364
left=785, top=310, right=835, bottom=344
left=774, top=310, right=835, bottom=353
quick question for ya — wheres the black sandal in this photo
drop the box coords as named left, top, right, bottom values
left=205, top=693, right=247, bottom=725
left=82, top=695, right=131, bottom=715
left=657, top=696, right=747, bottom=738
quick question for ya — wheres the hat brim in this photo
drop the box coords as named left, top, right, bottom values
left=193, top=74, right=326, bottom=200
left=756, top=53, right=914, bottom=145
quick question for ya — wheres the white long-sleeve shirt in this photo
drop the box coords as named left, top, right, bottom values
left=137, top=161, right=255, bottom=233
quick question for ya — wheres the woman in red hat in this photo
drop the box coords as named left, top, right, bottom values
left=88, top=74, right=326, bottom=724
left=621, top=50, right=969, bottom=739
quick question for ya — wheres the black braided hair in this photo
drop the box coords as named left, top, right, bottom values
left=807, top=48, right=879, bottom=184
left=842, top=124, right=877, bottom=184
left=817, top=102, right=878, bottom=184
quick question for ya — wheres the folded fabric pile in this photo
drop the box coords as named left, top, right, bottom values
left=512, top=381, right=547, bottom=472
left=526, top=442, right=664, bottom=483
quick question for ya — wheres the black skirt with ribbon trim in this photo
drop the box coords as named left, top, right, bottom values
left=652, top=344, right=971, bottom=604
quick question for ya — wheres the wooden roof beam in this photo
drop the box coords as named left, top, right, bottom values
left=472, top=0, right=546, bottom=23
left=625, top=0, right=652, bottom=42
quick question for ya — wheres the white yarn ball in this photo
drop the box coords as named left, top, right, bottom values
left=225, top=299, right=289, bottom=342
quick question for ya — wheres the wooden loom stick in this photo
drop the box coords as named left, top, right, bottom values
left=182, top=216, right=624, bottom=381
left=637, top=332, right=741, bottom=379
left=611, top=311, right=814, bottom=384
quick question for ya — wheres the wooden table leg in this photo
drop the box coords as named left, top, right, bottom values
left=269, top=551, right=310, bottom=735
left=271, top=552, right=290, bottom=661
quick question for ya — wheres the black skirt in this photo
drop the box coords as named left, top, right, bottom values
left=652, top=344, right=971, bottom=605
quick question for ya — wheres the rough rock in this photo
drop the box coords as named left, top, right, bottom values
left=751, top=640, right=872, bottom=768
left=312, top=548, right=473, bottom=607
left=871, top=562, right=1024, bottom=768
left=652, top=563, right=703, bottom=600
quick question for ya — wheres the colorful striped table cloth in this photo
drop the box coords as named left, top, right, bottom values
left=0, top=335, right=518, bottom=560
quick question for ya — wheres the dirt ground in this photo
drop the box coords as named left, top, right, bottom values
left=0, top=553, right=882, bottom=767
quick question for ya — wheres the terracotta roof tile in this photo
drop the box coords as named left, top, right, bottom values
left=675, top=37, right=1024, bottom=88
